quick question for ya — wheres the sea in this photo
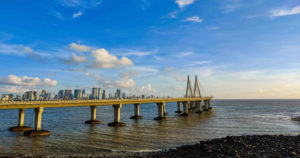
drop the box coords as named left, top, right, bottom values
left=0, top=99, right=299, bottom=156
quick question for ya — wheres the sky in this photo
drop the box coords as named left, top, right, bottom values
left=0, top=0, right=300, bottom=99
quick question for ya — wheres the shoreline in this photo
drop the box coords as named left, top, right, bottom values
left=0, top=134, right=299, bottom=158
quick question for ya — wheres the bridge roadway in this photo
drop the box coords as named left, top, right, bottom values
left=0, top=97, right=213, bottom=136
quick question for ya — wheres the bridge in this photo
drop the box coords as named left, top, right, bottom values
left=0, top=75, right=213, bottom=136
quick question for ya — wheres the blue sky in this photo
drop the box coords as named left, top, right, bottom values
left=0, top=0, right=300, bottom=99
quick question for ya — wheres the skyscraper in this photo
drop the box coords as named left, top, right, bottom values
left=58, top=90, right=64, bottom=99
left=116, top=89, right=121, bottom=99
left=64, top=89, right=73, bottom=100
left=74, top=89, right=82, bottom=99
left=92, top=88, right=98, bottom=99
left=102, top=90, right=106, bottom=99
left=98, top=88, right=102, bottom=99
left=122, top=92, right=125, bottom=99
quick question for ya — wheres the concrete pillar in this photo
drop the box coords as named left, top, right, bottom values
left=134, top=104, right=139, bottom=116
left=163, top=103, right=168, bottom=116
left=24, top=107, right=50, bottom=136
left=34, top=107, right=44, bottom=131
left=91, top=106, right=97, bottom=120
left=154, top=102, right=166, bottom=120
left=208, top=100, right=212, bottom=109
left=18, top=108, right=25, bottom=127
left=9, top=109, right=32, bottom=132
left=204, top=100, right=209, bottom=111
left=180, top=101, right=189, bottom=116
left=196, top=101, right=203, bottom=113
left=130, top=104, right=143, bottom=119
left=175, top=101, right=182, bottom=113
left=108, top=104, right=125, bottom=127
left=85, top=106, right=101, bottom=124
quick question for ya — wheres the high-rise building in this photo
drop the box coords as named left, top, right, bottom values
left=58, top=90, right=64, bottom=99
left=102, top=90, right=106, bottom=99
left=74, top=89, right=82, bottom=99
left=122, top=92, right=125, bottom=99
left=97, top=88, right=102, bottom=99
left=64, top=89, right=73, bottom=100
left=92, top=88, right=98, bottom=99
left=116, top=89, right=121, bottom=99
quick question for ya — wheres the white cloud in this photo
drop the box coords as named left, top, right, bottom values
left=270, top=6, right=300, bottom=17
left=88, top=48, right=133, bottom=69
left=0, top=75, right=57, bottom=87
left=119, top=71, right=140, bottom=80
left=24, top=47, right=33, bottom=53
left=73, top=11, right=83, bottom=18
left=69, top=43, right=91, bottom=53
left=173, top=85, right=185, bottom=91
left=141, top=84, right=152, bottom=91
left=179, top=51, right=193, bottom=56
left=116, top=78, right=136, bottom=89
left=60, top=53, right=86, bottom=64
left=112, top=48, right=158, bottom=56
left=169, top=10, right=178, bottom=18
left=222, top=0, right=243, bottom=13
left=184, top=16, right=203, bottom=23
left=175, top=0, right=195, bottom=8
left=191, top=60, right=212, bottom=65
left=0, top=86, right=31, bottom=94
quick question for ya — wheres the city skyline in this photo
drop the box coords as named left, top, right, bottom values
left=0, top=0, right=300, bottom=99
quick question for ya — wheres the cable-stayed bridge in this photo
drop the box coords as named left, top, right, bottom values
left=0, top=75, right=213, bottom=136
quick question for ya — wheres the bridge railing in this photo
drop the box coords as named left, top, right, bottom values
left=0, top=96, right=213, bottom=105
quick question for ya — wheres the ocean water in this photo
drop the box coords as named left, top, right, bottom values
left=0, top=99, right=299, bottom=156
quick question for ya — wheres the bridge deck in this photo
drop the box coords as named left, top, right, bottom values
left=0, top=97, right=213, bottom=109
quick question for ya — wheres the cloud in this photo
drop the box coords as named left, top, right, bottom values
left=222, top=0, right=243, bottom=13
left=173, top=85, right=185, bottom=91
left=111, top=48, right=157, bottom=56
left=207, top=26, right=220, bottom=30
left=73, top=11, right=83, bottom=18
left=59, top=0, right=101, bottom=8
left=53, top=11, right=64, bottom=20
left=191, top=60, right=212, bottom=65
left=119, top=71, right=140, bottom=80
left=0, top=75, right=57, bottom=87
left=69, top=43, right=91, bottom=53
left=270, top=5, right=300, bottom=17
left=60, top=53, right=87, bottom=64
left=169, top=10, right=178, bottom=18
left=24, top=47, right=33, bottom=53
left=0, top=86, right=31, bottom=94
left=23, top=46, right=43, bottom=61
left=184, top=16, right=203, bottom=23
left=175, top=0, right=195, bottom=8
left=88, top=48, right=133, bottom=69
left=178, top=51, right=193, bottom=56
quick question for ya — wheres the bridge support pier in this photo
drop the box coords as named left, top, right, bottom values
left=195, top=101, right=203, bottom=113
left=24, top=107, right=50, bottom=137
left=108, top=104, right=125, bottom=127
left=154, top=102, right=167, bottom=120
left=130, top=104, right=143, bottom=119
left=85, top=106, right=101, bottom=124
left=208, top=100, right=212, bottom=110
left=9, top=109, right=32, bottom=132
left=175, top=101, right=182, bottom=113
left=163, top=103, right=168, bottom=116
left=180, top=101, right=189, bottom=116
left=204, top=100, right=209, bottom=111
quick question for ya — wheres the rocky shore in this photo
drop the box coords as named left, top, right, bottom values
left=0, top=135, right=299, bottom=158
left=133, top=135, right=300, bottom=158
